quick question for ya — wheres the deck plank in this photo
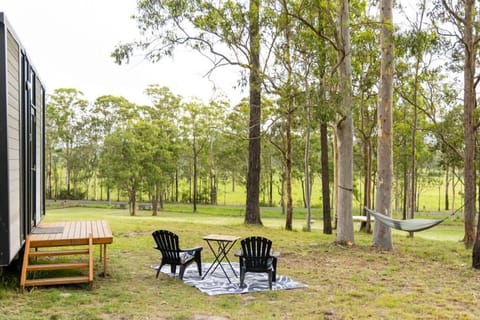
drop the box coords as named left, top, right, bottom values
left=30, top=220, right=113, bottom=247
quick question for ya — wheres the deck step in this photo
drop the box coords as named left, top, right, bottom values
left=24, top=276, right=91, bottom=287
left=29, top=249, right=90, bottom=257
left=20, top=234, right=94, bottom=290
left=26, top=262, right=90, bottom=271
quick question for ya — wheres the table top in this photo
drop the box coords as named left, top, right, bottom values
left=203, top=234, right=240, bottom=242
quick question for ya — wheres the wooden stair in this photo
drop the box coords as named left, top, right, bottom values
left=20, top=233, right=94, bottom=290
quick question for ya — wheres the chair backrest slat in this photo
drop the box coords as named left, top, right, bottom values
left=241, top=236, right=272, bottom=270
left=152, top=230, right=181, bottom=260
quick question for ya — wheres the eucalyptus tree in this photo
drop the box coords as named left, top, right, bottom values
left=92, top=95, right=139, bottom=133
left=282, top=0, right=355, bottom=242
left=431, top=0, right=479, bottom=256
left=350, top=2, right=379, bottom=233
left=431, top=103, right=464, bottom=210
left=140, top=119, right=179, bottom=215
left=293, top=86, right=323, bottom=230
left=45, top=97, right=62, bottom=198
left=112, top=0, right=279, bottom=225
left=91, top=95, right=138, bottom=200
left=391, top=98, right=431, bottom=215
left=310, top=6, right=338, bottom=235
left=46, top=88, right=88, bottom=199
left=221, top=99, right=251, bottom=193
left=334, top=0, right=355, bottom=244
left=372, top=0, right=394, bottom=250
left=260, top=137, right=279, bottom=207
left=394, top=1, right=444, bottom=231
left=68, top=124, right=98, bottom=200
left=144, top=85, right=182, bottom=122
left=264, top=0, right=305, bottom=231
left=99, top=120, right=152, bottom=216
left=143, top=86, right=182, bottom=208
left=269, top=1, right=326, bottom=231
left=179, top=99, right=221, bottom=212
left=204, top=99, right=231, bottom=205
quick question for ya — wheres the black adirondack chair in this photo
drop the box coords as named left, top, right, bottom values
left=152, top=230, right=203, bottom=280
left=235, top=236, right=280, bottom=290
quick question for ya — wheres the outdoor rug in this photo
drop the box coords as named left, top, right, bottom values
left=154, top=262, right=307, bottom=295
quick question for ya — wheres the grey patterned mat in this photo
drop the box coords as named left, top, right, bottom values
left=31, top=226, right=64, bottom=234
left=155, top=262, right=307, bottom=295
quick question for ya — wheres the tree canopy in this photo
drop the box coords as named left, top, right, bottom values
left=45, top=0, right=480, bottom=268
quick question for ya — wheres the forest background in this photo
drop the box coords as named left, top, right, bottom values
left=45, top=0, right=474, bottom=249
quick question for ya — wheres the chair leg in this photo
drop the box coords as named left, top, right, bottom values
left=179, top=265, right=186, bottom=280
left=156, top=263, right=163, bottom=278
left=195, top=252, right=202, bottom=276
left=240, top=269, right=245, bottom=288
left=170, top=264, right=177, bottom=276
left=272, top=257, right=277, bottom=282
left=268, top=271, right=273, bottom=290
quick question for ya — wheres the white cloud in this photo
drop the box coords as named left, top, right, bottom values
left=1, top=0, right=245, bottom=105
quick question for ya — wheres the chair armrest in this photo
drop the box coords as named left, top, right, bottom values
left=234, top=250, right=242, bottom=257
left=182, top=246, right=203, bottom=252
left=271, top=251, right=280, bottom=258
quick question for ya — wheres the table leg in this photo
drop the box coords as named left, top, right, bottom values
left=202, top=240, right=238, bottom=283
left=222, top=241, right=238, bottom=277
left=210, top=241, right=238, bottom=277
left=201, top=240, right=224, bottom=280
left=101, top=244, right=108, bottom=277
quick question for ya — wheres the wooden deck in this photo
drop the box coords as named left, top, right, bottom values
left=31, top=220, right=112, bottom=247
left=29, top=220, right=113, bottom=276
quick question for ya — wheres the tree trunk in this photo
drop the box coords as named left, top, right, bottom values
left=285, top=103, right=293, bottom=231
left=245, top=0, right=262, bottom=225
left=152, top=182, right=159, bottom=216
left=402, top=162, right=408, bottom=220
left=210, top=170, right=217, bottom=205
left=47, top=149, right=52, bottom=198
left=372, top=0, right=394, bottom=250
left=269, top=159, right=273, bottom=207
left=408, top=49, right=422, bottom=238
left=333, top=132, right=338, bottom=230
left=304, top=111, right=312, bottom=232
left=161, top=189, right=165, bottom=208
left=452, top=167, right=456, bottom=211
left=175, top=168, right=179, bottom=203
left=129, top=184, right=136, bottom=216
left=66, top=143, right=71, bottom=199
left=93, top=174, right=97, bottom=201
left=321, top=122, right=332, bottom=234
left=463, top=0, right=476, bottom=249
left=445, top=167, right=449, bottom=211
left=280, top=170, right=286, bottom=216
left=334, top=0, right=354, bottom=245
left=361, top=139, right=372, bottom=233
left=193, top=138, right=198, bottom=213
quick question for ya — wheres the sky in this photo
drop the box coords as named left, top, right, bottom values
left=0, top=0, right=244, bottom=105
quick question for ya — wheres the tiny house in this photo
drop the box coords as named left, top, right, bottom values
left=0, top=12, right=45, bottom=267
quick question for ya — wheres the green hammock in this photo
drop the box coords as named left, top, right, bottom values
left=364, top=207, right=447, bottom=232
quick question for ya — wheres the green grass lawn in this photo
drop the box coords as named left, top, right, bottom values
left=0, top=206, right=479, bottom=320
